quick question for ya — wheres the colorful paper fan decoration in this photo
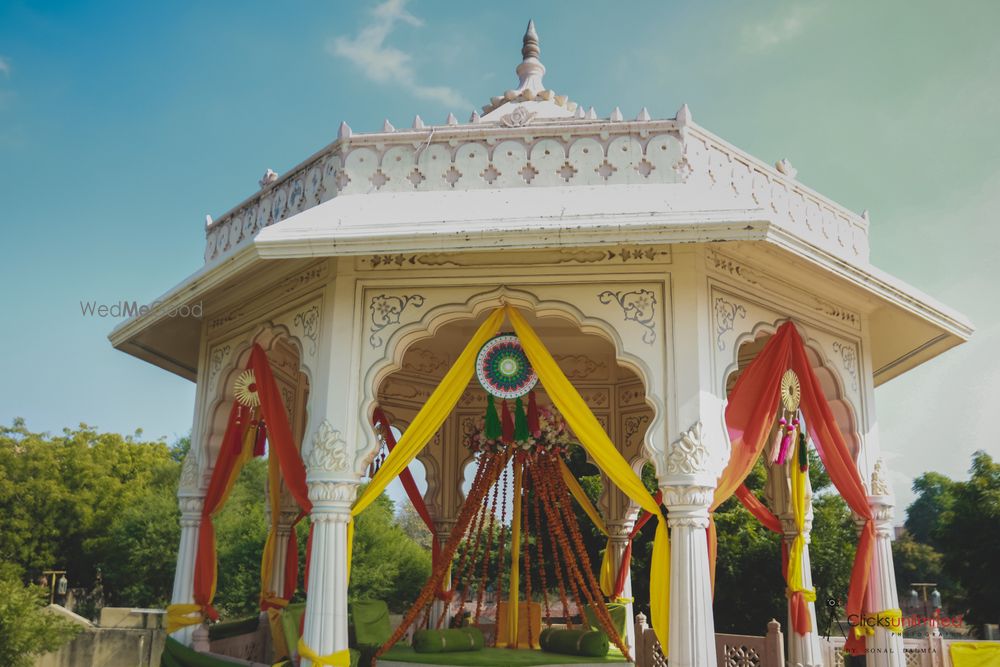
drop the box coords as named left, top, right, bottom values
left=233, top=369, right=261, bottom=407
left=476, top=334, right=538, bottom=399
left=772, top=369, right=803, bottom=466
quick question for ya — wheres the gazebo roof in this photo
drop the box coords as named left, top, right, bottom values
left=110, top=21, right=972, bottom=383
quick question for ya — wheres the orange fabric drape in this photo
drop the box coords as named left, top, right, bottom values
left=192, top=343, right=313, bottom=620
left=710, top=321, right=874, bottom=655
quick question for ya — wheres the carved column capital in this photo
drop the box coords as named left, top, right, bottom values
left=606, top=519, right=636, bottom=544
left=305, top=420, right=352, bottom=479
left=661, top=484, right=714, bottom=529
left=307, top=480, right=360, bottom=516
left=178, top=496, right=204, bottom=527
left=868, top=495, right=896, bottom=538
left=660, top=421, right=719, bottom=487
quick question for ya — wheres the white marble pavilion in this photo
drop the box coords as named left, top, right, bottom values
left=110, top=21, right=971, bottom=667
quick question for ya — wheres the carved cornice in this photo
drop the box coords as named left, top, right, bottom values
left=357, top=246, right=671, bottom=271
left=707, top=250, right=861, bottom=331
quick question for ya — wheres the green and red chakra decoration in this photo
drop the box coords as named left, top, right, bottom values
left=469, top=334, right=572, bottom=455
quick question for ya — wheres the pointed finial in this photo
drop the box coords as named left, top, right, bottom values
left=574, top=105, right=586, bottom=119
left=338, top=121, right=352, bottom=139
left=446, top=112, right=458, bottom=125
left=382, top=119, right=395, bottom=132
left=636, top=107, right=651, bottom=121
left=775, top=158, right=798, bottom=179
left=205, top=214, right=213, bottom=228
left=469, top=110, right=481, bottom=123
left=522, top=20, right=540, bottom=61
left=861, top=209, right=871, bottom=221
left=675, top=104, right=691, bottom=125
left=515, top=20, right=546, bottom=94
left=412, top=115, right=425, bottom=129
left=610, top=106, right=623, bottom=122
left=585, top=106, right=597, bottom=120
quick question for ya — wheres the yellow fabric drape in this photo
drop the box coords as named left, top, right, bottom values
left=507, top=305, right=671, bottom=656
left=852, top=608, right=903, bottom=638
left=165, top=603, right=203, bottom=634
left=950, top=642, right=1000, bottom=667
left=786, top=435, right=816, bottom=605
left=506, top=462, right=524, bottom=648
left=558, top=459, right=615, bottom=597
left=346, top=308, right=506, bottom=579
left=297, top=638, right=352, bottom=667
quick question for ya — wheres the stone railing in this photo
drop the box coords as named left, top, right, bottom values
left=825, top=634, right=1000, bottom=667
left=633, top=613, right=785, bottom=667
left=202, top=117, right=870, bottom=267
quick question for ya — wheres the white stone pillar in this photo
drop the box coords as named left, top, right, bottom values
left=781, top=524, right=824, bottom=667
left=300, top=480, right=357, bottom=666
left=266, top=509, right=300, bottom=599
left=430, top=522, right=455, bottom=629
left=605, top=519, right=637, bottom=652
left=300, top=422, right=360, bottom=667
left=170, top=451, right=205, bottom=646
left=769, top=457, right=824, bottom=667
left=865, top=494, right=904, bottom=667
left=661, top=480, right=717, bottom=667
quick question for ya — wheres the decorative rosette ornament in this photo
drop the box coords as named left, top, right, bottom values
left=475, top=334, right=538, bottom=399
left=466, top=333, right=572, bottom=455
left=772, top=369, right=806, bottom=468
left=233, top=370, right=260, bottom=407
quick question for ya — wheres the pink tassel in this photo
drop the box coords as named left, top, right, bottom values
left=776, top=433, right=792, bottom=465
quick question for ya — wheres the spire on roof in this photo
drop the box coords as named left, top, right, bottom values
left=515, top=19, right=545, bottom=94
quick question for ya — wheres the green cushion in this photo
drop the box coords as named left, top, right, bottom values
left=539, top=628, right=609, bottom=657
left=351, top=599, right=392, bottom=647
left=207, top=615, right=260, bottom=641
left=583, top=604, right=627, bottom=641
left=412, top=627, right=485, bottom=653
left=279, top=603, right=306, bottom=656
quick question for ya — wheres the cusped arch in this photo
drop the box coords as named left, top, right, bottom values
left=359, top=286, right=664, bottom=479
left=199, top=323, right=313, bottom=479
left=722, top=318, right=862, bottom=460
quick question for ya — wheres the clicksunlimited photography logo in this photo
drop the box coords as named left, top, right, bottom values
left=79, top=299, right=203, bottom=319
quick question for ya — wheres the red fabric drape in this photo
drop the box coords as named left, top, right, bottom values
left=735, top=485, right=811, bottom=633
left=711, top=322, right=874, bottom=655
left=371, top=408, right=452, bottom=599
left=193, top=344, right=313, bottom=619
left=611, top=490, right=663, bottom=599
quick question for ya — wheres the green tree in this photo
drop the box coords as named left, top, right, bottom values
left=0, top=564, right=82, bottom=667
left=935, top=451, right=1000, bottom=631
left=350, top=491, right=431, bottom=612
left=905, top=472, right=956, bottom=547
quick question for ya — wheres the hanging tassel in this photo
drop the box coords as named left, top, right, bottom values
left=527, top=391, right=540, bottom=437
left=514, top=397, right=529, bottom=441
left=501, top=400, right=514, bottom=443
left=769, top=418, right=785, bottom=463
left=253, top=420, right=267, bottom=457
left=776, top=417, right=793, bottom=465
left=485, top=395, right=502, bottom=440
left=797, top=423, right=808, bottom=473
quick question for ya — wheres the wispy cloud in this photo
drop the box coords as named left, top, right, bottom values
left=328, top=0, right=473, bottom=110
left=742, top=5, right=820, bottom=52
left=0, top=56, right=11, bottom=78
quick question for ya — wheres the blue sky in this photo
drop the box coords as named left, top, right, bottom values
left=1, top=1, right=998, bottom=511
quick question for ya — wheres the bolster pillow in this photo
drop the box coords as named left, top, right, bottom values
left=412, top=627, right=485, bottom=653
left=539, top=627, right=610, bottom=657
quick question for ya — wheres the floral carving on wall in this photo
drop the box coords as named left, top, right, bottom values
left=598, top=288, right=657, bottom=344
left=293, top=305, right=320, bottom=355
left=832, top=340, right=859, bottom=392
left=307, top=420, right=349, bottom=473
left=714, top=297, right=747, bottom=351
left=369, top=293, right=425, bottom=347
left=666, top=422, right=710, bottom=476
